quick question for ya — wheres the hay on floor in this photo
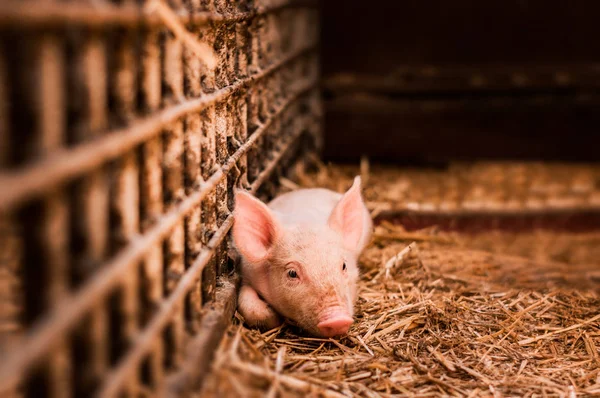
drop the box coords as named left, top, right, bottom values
left=199, top=162, right=600, bottom=397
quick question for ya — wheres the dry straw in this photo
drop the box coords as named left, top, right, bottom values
left=200, top=162, right=600, bottom=397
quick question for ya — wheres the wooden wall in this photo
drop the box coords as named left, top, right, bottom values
left=320, top=0, right=600, bottom=163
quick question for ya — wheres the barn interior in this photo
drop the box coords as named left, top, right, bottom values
left=203, top=1, right=600, bottom=396
left=0, top=1, right=599, bottom=397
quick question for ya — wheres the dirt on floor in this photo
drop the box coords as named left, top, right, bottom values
left=199, top=162, right=600, bottom=397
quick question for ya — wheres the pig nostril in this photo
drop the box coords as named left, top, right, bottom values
left=317, top=316, right=353, bottom=337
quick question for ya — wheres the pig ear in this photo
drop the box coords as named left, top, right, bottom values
left=233, top=190, right=280, bottom=263
left=328, top=176, right=367, bottom=251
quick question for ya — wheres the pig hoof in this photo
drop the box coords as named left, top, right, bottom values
left=256, top=311, right=283, bottom=331
left=238, top=285, right=283, bottom=331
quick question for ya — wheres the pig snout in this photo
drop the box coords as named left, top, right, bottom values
left=317, top=309, right=353, bottom=337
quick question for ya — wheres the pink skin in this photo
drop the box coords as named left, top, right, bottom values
left=232, top=177, right=372, bottom=337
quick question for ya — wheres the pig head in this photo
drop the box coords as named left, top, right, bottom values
left=232, top=177, right=372, bottom=337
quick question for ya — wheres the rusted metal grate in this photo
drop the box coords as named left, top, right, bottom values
left=0, top=0, right=321, bottom=396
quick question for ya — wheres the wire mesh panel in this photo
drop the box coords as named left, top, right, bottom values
left=0, top=0, right=320, bottom=396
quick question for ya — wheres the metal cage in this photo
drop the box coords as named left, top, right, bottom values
left=0, top=0, right=320, bottom=396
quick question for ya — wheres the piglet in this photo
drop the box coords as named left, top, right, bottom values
left=232, top=176, right=372, bottom=337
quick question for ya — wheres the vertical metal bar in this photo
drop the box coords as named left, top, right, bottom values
left=214, top=100, right=228, bottom=276
left=184, top=111, right=203, bottom=329
left=139, top=137, right=165, bottom=386
left=140, top=29, right=162, bottom=118
left=42, top=194, right=71, bottom=398
left=162, top=30, right=186, bottom=369
left=112, top=152, right=140, bottom=397
left=234, top=95, right=249, bottom=189
left=0, top=39, right=23, bottom=398
left=200, top=104, right=217, bottom=302
left=0, top=217, right=21, bottom=398
left=213, top=10, right=230, bottom=90
left=10, top=30, right=72, bottom=397
left=163, top=31, right=184, bottom=102
left=184, top=155, right=203, bottom=324
left=222, top=4, right=240, bottom=229
left=235, top=21, right=250, bottom=192
left=69, top=31, right=110, bottom=395
left=36, top=32, right=72, bottom=398
left=139, top=27, right=165, bottom=390
left=183, top=43, right=203, bottom=331
left=110, top=31, right=137, bottom=123
left=109, top=20, right=140, bottom=396
left=198, top=7, right=218, bottom=303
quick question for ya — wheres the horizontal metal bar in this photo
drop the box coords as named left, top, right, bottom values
left=0, top=44, right=316, bottom=212
left=97, top=113, right=313, bottom=397
left=0, top=0, right=316, bottom=28
left=0, top=82, right=318, bottom=394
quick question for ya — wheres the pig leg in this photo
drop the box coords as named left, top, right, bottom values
left=238, top=284, right=282, bottom=330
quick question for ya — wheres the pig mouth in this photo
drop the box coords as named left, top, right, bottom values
left=284, top=318, right=300, bottom=328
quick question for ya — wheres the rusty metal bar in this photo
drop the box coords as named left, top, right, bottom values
left=22, top=31, right=71, bottom=398
left=200, top=103, right=218, bottom=304
left=66, top=29, right=112, bottom=397
left=0, top=44, right=316, bottom=212
left=0, top=79, right=317, bottom=394
left=135, top=22, right=166, bottom=392
left=109, top=19, right=142, bottom=395
left=197, top=12, right=219, bottom=306
left=183, top=42, right=204, bottom=333
left=97, top=96, right=318, bottom=398
left=0, top=0, right=317, bottom=28
left=162, top=26, right=188, bottom=372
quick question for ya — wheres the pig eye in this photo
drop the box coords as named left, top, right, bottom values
left=342, top=262, right=347, bottom=271
left=287, top=269, right=298, bottom=279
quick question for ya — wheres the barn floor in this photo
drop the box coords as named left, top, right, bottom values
left=199, top=162, right=600, bottom=397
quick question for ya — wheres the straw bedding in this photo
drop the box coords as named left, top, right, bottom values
left=199, top=162, right=600, bottom=397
